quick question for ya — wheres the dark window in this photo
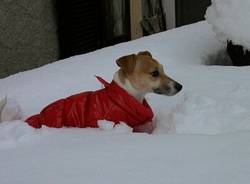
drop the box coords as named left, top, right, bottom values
left=176, top=0, right=211, bottom=27
left=57, top=0, right=130, bottom=59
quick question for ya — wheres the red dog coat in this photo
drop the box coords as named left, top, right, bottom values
left=26, top=77, right=154, bottom=130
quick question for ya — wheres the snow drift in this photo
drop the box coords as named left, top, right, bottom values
left=205, top=0, right=250, bottom=50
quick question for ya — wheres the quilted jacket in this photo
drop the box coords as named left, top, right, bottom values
left=26, top=77, right=154, bottom=131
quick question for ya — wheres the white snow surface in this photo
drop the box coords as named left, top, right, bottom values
left=205, top=0, right=250, bottom=50
left=1, top=21, right=250, bottom=184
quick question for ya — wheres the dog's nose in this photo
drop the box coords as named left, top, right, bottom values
left=175, top=83, right=183, bottom=91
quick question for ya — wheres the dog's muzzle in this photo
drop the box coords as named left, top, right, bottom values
left=153, top=81, right=182, bottom=96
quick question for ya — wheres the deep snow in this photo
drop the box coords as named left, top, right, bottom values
left=206, top=0, right=250, bottom=50
left=0, top=21, right=250, bottom=184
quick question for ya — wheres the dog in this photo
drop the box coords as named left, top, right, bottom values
left=0, top=51, right=182, bottom=133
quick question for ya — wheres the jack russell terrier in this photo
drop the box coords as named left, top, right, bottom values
left=0, top=51, right=182, bottom=133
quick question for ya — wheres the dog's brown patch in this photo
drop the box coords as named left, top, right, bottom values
left=116, top=51, right=182, bottom=95
left=116, top=54, right=136, bottom=75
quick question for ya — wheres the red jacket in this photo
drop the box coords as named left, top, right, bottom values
left=26, top=77, right=154, bottom=130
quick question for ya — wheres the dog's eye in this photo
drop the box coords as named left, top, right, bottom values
left=151, top=70, right=160, bottom=77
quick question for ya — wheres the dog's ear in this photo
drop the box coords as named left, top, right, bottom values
left=137, top=51, right=152, bottom=57
left=116, top=54, right=136, bottom=74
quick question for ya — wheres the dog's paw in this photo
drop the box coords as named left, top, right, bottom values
left=133, top=121, right=156, bottom=134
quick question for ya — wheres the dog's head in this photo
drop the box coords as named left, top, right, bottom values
left=116, top=51, right=182, bottom=96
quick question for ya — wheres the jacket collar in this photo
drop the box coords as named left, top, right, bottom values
left=96, top=76, right=154, bottom=127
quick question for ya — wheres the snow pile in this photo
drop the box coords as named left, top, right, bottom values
left=0, top=97, right=22, bottom=122
left=205, top=0, right=250, bottom=50
left=98, top=120, right=133, bottom=133
left=0, top=120, right=40, bottom=149
left=155, top=93, right=250, bottom=135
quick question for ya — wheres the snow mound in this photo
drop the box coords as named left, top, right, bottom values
left=155, top=93, right=250, bottom=135
left=98, top=120, right=133, bottom=133
left=0, top=119, right=134, bottom=149
left=0, top=120, right=40, bottom=149
left=98, top=120, right=115, bottom=131
left=205, top=0, right=250, bottom=50
left=0, top=97, right=22, bottom=122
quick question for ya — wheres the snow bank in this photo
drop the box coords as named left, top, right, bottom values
left=205, top=0, right=250, bottom=50
left=155, top=92, right=250, bottom=135
left=1, top=126, right=250, bottom=184
left=1, top=22, right=250, bottom=184
left=0, top=120, right=40, bottom=149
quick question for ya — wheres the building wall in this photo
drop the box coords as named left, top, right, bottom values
left=0, top=0, right=59, bottom=78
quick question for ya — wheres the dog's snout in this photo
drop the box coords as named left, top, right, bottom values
left=174, top=82, right=182, bottom=91
left=153, top=81, right=182, bottom=96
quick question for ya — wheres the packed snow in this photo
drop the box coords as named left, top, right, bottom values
left=206, top=0, right=250, bottom=50
left=0, top=21, right=250, bottom=184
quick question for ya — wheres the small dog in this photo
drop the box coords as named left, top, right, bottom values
left=0, top=51, right=182, bottom=133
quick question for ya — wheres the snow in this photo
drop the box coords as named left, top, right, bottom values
left=1, top=21, right=250, bottom=184
left=98, top=120, right=133, bottom=133
left=0, top=97, right=22, bottom=122
left=205, top=0, right=250, bottom=50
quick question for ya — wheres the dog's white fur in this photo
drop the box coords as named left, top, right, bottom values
left=113, top=71, right=146, bottom=103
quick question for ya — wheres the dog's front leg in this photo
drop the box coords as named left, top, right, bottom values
left=133, top=121, right=156, bottom=134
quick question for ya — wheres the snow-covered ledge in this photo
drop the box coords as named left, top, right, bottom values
left=206, top=0, right=250, bottom=65
left=206, top=0, right=250, bottom=50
